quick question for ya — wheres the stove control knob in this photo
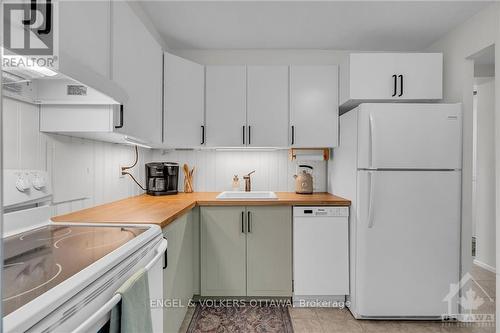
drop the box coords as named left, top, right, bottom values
left=32, top=174, right=46, bottom=190
left=16, top=175, right=31, bottom=192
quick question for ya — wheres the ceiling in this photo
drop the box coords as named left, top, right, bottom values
left=140, top=1, right=492, bottom=51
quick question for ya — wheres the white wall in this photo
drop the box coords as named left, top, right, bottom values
left=2, top=97, right=151, bottom=216
left=425, top=2, right=500, bottom=278
left=474, top=79, right=496, bottom=271
left=152, top=149, right=326, bottom=193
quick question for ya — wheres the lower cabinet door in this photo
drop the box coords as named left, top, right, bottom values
left=201, top=207, right=247, bottom=296
left=162, top=213, right=196, bottom=333
left=246, top=207, right=292, bottom=297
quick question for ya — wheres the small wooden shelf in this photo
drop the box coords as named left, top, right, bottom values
left=289, top=148, right=330, bottom=161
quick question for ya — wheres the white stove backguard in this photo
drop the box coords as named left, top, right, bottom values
left=3, top=169, right=52, bottom=210
left=3, top=169, right=53, bottom=236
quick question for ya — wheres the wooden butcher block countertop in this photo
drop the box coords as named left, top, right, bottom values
left=52, top=192, right=351, bottom=229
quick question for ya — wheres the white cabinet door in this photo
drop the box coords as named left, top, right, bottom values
left=347, top=53, right=442, bottom=101
left=247, top=66, right=289, bottom=147
left=59, top=1, right=110, bottom=78
left=290, top=65, right=339, bottom=148
left=205, top=66, right=247, bottom=147
left=395, top=53, right=442, bottom=100
left=164, top=53, right=205, bottom=148
left=111, top=2, right=163, bottom=145
left=348, top=53, right=398, bottom=100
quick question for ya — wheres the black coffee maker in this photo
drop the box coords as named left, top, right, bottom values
left=145, top=162, right=179, bottom=195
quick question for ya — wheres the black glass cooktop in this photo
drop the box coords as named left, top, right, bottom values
left=3, top=225, right=146, bottom=316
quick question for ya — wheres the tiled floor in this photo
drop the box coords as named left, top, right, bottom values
left=179, top=264, right=496, bottom=333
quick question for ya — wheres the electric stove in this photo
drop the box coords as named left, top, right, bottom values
left=2, top=170, right=165, bottom=333
left=3, top=224, right=147, bottom=316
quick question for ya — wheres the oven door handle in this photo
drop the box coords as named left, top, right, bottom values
left=145, top=238, right=168, bottom=271
left=73, top=294, right=122, bottom=333
left=73, top=238, right=167, bottom=333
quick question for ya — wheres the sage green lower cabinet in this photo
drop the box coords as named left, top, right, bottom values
left=246, top=206, right=292, bottom=296
left=200, top=206, right=292, bottom=297
left=200, top=206, right=247, bottom=296
left=162, top=208, right=198, bottom=333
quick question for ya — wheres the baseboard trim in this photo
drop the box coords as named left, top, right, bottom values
left=473, top=259, right=496, bottom=273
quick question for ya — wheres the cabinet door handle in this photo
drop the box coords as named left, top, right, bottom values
left=201, top=125, right=205, bottom=145
left=291, top=125, right=295, bottom=145
left=392, top=75, right=397, bottom=97
left=115, top=104, right=124, bottom=129
left=241, top=211, right=245, bottom=233
left=248, top=126, right=251, bottom=145
left=398, top=75, right=404, bottom=97
left=242, top=125, right=246, bottom=145
left=247, top=211, right=251, bottom=233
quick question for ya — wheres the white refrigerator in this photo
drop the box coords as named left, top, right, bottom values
left=330, top=103, right=462, bottom=319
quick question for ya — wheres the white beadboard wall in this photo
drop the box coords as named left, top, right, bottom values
left=2, top=97, right=151, bottom=216
left=152, top=149, right=327, bottom=192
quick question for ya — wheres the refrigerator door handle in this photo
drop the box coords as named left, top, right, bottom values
left=369, top=113, right=375, bottom=168
left=367, top=171, right=375, bottom=228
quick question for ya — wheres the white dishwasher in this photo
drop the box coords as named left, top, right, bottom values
left=293, top=206, right=349, bottom=307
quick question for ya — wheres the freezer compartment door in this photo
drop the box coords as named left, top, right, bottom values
left=355, top=170, right=460, bottom=317
left=357, top=104, right=462, bottom=170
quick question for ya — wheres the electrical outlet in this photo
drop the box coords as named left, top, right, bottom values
left=119, top=166, right=125, bottom=178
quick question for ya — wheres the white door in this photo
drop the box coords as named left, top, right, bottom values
left=290, top=65, right=339, bottom=148
left=59, top=0, right=111, bottom=79
left=247, top=66, right=289, bottom=147
left=205, top=66, right=247, bottom=147
left=164, top=53, right=205, bottom=148
left=395, top=53, right=443, bottom=100
left=348, top=53, right=442, bottom=101
left=357, top=103, right=462, bottom=170
left=356, top=170, right=460, bottom=317
left=349, top=53, right=398, bottom=100
left=111, top=2, right=163, bottom=145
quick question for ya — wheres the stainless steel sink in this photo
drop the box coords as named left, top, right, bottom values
left=216, top=191, right=278, bottom=200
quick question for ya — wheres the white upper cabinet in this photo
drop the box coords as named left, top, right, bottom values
left=41, top=2, right=163, bottom=146
left=247, top=66, right=289, bottom=147
left=111, top=2, right=163, bottom=145
left=59, top=1, right=111, bottom=78
left=290, top=65, right=339, bottom=148
left=341, top=53, right=442, bottom=112
left=58, top=0, right=126, bottom=103
left=205, top=66, right=247, bottom=147
left=164, top=53, right=205, bottom=148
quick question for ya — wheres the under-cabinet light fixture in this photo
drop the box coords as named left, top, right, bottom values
left=124, top=137, right=152, bottom=149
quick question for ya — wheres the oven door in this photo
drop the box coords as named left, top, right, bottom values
left=77, top=238, right=167, bottom=333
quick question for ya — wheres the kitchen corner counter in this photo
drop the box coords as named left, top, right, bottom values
left=51, top=192, right=351, bottom=228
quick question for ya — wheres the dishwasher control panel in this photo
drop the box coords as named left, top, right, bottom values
left=293, top=206, right=349, bottom=217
